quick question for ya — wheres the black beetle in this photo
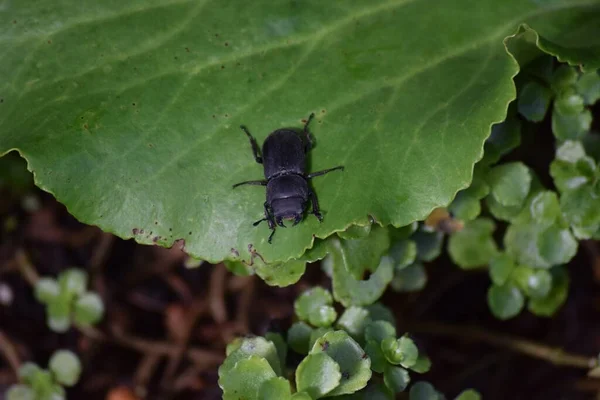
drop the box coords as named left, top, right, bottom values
left=233, top=113, right=344, bottom=243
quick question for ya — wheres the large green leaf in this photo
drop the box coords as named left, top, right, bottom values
left=2, top=1, right=600, bottom=263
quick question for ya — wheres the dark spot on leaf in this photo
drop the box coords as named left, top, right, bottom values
left=80, top=116, right=84, bottom=120
left=185, top=47, right=190, bottom=52
left=47, top=40, right=51, bottom=44
left=221, top=65, right=225, bottom=69
left=225, top=114, right=229, bottom=117
left=83, top=124, right=89, bottom=130
left=321, top=109, right=326, bottom=113
left=231, top=248, right=240, bottom=257
left=320, top=340, right=330, bottom=351
left=361, top=353, right=368, bottom=359
left=188, top=231, right=192, bottom=235
left=0, top=99, right=3, bottom=103
left=215, top=33, right=219, bottom=37
left=140, top=229, right=144, bottom=234
left=236, top=62, right=241, bottom=66
left=148, top=143, right=153, bottom=148
left=12, top=20, right=16, bottom=24
left=342, top=371, right=350, bottom=380
left=152, top=236, right=159, bottom=243
left=149, top=231, right=153, bottom=235
left=154, top=221, right=158, bottom=225
left=132, top=228, right=139, bottom=235
left=174, top=56, right=178, bottom=60
left=132, top=103, right=136, bottom=106
left=212, top=114, right=216, bottom=118
left=169, top=228, right=173, bottom=232
left=224, top=42, right=229, bottom=46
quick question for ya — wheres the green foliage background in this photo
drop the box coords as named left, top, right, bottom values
left=1, top=0, right=600, bottom=264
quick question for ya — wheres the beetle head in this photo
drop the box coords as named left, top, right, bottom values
left=271, top=197, right=305, bottom=226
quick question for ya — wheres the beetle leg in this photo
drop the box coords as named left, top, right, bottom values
left=276, top=216, right=286, bottom=228
left=302, top=113, right=315, bottom=153
left=307, top=166, right=344, bottom=179
left=239, top=125, right=263, bottom=164
left=232, top=179, right=267, bottom=188
left=292, top=214, right=302, bottom=226
left=309, top=190, right=323, bottom=222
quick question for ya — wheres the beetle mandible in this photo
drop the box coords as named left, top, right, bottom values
left=233, top=113, right=344, bottom=243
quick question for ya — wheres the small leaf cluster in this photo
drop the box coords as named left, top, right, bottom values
left=219, top=287, right=479, bottom=400
left=447, top=60, right=599, bottom=319
left=6, top=350, right=82, bottom=400
left=225, top=222, right=441, bottom=309
left=34, top=268, right=104, bottom=332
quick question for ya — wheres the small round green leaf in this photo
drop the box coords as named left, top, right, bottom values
left=550, top=65, right=579, bottom=93
left=483, top=116, right=521, bottom=165
left=449, top=190, right=482, bottom=222
left=560, top=185, right=600, bottom=239
left=294, top=287, right=333, bottom=323
left=409, top=381, right=442, bottom=400
left=6, top=385, right=35, bottom=400
left=310, top=331, right=371, bottom=396
left=327, top=240, right=394, bottom=306
left=365, top=303, right=396, bottom=326
left=410, top=354, right=432, bottom=374
left=57, top=269, right=88, bottom=297
left=489, top=253, right=516, bottom=286
left=73, top=292, right=104, bottom=326
left=34, top=278, right=60, bottom=304
left=336, top=306, right=371, bottom=341
left=413, top=230, right=444, bottom=262
left=296, top=352, right=341, bottom=399
left=18, top=363, right=42, bottom=384
left=528, top=266, right=569, bottom=316
left=288, top=322, right=314, bottom=355
left=389, top=240, right=418, bottom=270
left=554, top=89, right=585, bottom=115
left=487, top=283, right=525, bottom=320
left=576, top=70, right=600, bottom=105
left=255, top=259, right=306, bottom=287
left=219, top=337, right=282, bottom=379
left=309, top=305, right=337, bottom=328
left=221, top=356, right=276, bottom=400
left=517, top=81, right=552, bottom=122
left=529, top=191, right=561, bottom=227
left=552, top=108, right=592, bottom=141
left=49, top=350, right=82, bottom=387
left=365, top=340, right=387, bottom=374
left=364, top=321, right=396, bottom=344
left=505, top=223, right=575, bottom=268
left=455, top=389, right=482, bottom=400
left=381, top=336, right=418, bottom=368
left=265, top=332, right=287, bottom=373
left=448, top=218, right=498, bottom=269
left=487, top=162, right=532, bottom=207
left=526, top=270, right=553, bottom=299
left=46, top=298, right=72, bottom=333
left=537, top=225, right=578, bottom=266
left=258, top=377, right=292, bottom=400
left=383, top=365, right=410, bottom=393
left=390, top=263, right=427, bottom=292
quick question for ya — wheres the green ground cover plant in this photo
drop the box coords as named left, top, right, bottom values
left=2, top=0, right=600, bottom=398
